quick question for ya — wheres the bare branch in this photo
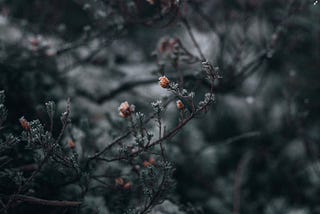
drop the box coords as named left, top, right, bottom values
left=1, top=194, right=81, bottom=207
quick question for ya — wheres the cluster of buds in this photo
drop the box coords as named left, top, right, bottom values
left=159, top=76, right=170, bottom=88
left=202, top=60, right=221, bottom=81
left=143, top=157, right=156, bottom=168
left=115, top=177, right=132, bottom=190
left=19, top=117, right=31, bottom=131
left=68, top=139, right=76, bottom=149
left=118, top=101, right=135, bottom=118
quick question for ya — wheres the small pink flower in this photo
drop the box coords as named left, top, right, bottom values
left=176, top=100, right=184, bottom=110
left=118, top=101, right=135, bottom=118
left=19, top=117, right=31, bottom=131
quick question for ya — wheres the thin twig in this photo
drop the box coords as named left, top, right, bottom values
left=1, top=194, right=81, bottom=207
left=233, top=152, right=252, bottom=214
left=55, top=98, right=71, bottom=145
left=140, top=170, right=167, bottom=214
left=88, top=131, right=131, bottom=161
left=181, top=17, right=206, bottom=61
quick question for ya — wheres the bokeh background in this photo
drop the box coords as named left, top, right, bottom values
left=0, top=0, right=319, bottom=213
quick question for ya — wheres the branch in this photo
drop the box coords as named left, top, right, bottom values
left=95, top=95, right=214, bottom=163
left=181, top=17, right=206, bottom=61
left=1, top=194, right=81, bottom=207
left=140, top=170, right=167, bottom=214
left=88, top=96, right=176, bottom=161
left=88, top=130, right=131, bottom=161
left=233, top=152, right=252, bottom=214
left=76, top=74, right=197, bottom=104
left=192, top=131, right=261, bottom=158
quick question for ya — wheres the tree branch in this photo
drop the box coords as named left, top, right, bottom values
left=1, top=194, right=81, bottom=207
